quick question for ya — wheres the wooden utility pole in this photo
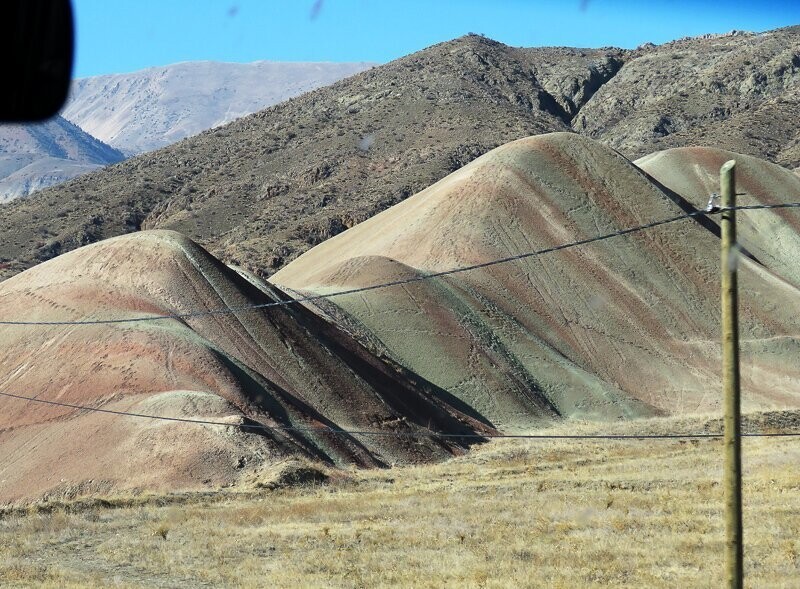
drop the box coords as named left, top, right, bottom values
left=720, top=159, right=743, bottom=589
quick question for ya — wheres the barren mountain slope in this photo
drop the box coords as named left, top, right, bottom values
left=575, top=27, right=800, bottom=165
left=273, top=133, right=800, bottom=427
left=636, top=146, right=800, bottom=286
left=0, top=35, right=619, bottom=281
left=2, top=28, right=799, bottom=282
left=64, top=61, right=375, bottom=155
left=0, top=231, right=487, bottom=504
left=0, top=117, right=124, bottom=202
left=517, top=46, right=626, bottom=119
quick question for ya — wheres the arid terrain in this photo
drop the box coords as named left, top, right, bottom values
left=2, top=130, right=799, bottom=505
left=0, top=230, right=488, bottom=504
left=274, top=133, right=800, bottom=428
left=0, top=61, right=372, bottom=202
left=0, top=23, right=799, bottom=587
left=0, top=412, right=798, bottom=588
left=0, top=27, right=798, bottom=281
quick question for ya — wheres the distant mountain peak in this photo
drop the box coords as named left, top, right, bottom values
left=0, top=116, right=124, bottom=202
left=0, top=60, right=374, bottom=203
left=63, top=60, right=376, bottom=155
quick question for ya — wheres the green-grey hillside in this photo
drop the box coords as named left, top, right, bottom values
left=273, top=133, right=800, bottom=429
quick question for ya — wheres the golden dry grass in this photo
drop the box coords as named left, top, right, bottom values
left=1, top=414, right=799, bottom=588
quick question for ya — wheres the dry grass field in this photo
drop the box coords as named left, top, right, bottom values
left=1, top=412, right=799, bottom=588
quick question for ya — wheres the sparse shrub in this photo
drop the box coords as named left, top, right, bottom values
left=153, top=522, right=169, bottom=540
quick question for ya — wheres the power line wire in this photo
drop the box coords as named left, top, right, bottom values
left=1, top=390, right=798, bottom=440
left=3, top=202, right=800, bottom=442
left=2, top=202, right=799, bottom=327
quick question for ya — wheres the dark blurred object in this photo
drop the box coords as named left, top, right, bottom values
left=1, top=0, right=73, bottom=122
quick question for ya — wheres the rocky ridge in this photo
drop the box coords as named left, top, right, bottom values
left=0, top=27, right=798, bottom=282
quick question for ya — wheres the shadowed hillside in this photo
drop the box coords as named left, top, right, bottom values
left=0, top=231, right=488, bottom=504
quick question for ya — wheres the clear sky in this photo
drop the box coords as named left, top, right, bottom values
left=72, top=0, right=800, bottom=77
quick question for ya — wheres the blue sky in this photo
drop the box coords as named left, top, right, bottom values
left=73, top=0, right=800, bottom=77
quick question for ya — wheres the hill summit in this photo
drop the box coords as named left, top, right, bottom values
left=2, top=132, right=800, bottom=502
left=274, top=132, right=800, bottom=429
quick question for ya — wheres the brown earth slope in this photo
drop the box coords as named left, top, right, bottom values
left=3, top=27, right=796, bottom=282
left=0, top=231, right=488, bottom=504
left=575, top=28, right=800, bottom=165
left=0, top=35, right=584, bottom=281
left=273, top=133, right=800, bottom=429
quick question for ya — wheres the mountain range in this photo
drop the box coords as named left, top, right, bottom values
left=63, top=60, right=376, bottom=155
left=0, top=116, right=124, bottom=203
left=1, top=27, right=800, bottom=503
left=0, top=27, right=797, bottom=282
left=0, top=61, right=373, bottom=201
